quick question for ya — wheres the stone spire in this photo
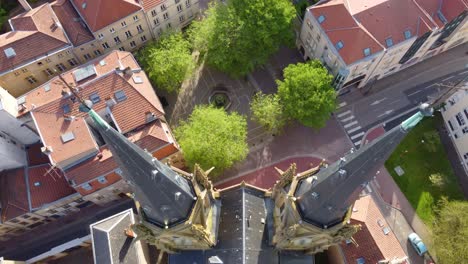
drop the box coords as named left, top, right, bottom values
left=294, top=104, right=433, bottom=228
left=271, top=104, right=433, bottom=253
left=84, top=106, right=196, bottom=228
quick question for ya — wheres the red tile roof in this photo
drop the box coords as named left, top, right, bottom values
left=71, top=0, right=142, bottom=32
left=28, top=164, right=77, bottom=209
left=310, top=0, right=440, bottom=64
left=138, top=0, right=164, bottom=11
left=441, top=0, right=468, bottom=22
left=0, top=169, right=29, bottom=222
left=51, top=0, right=95, bottom=46
left=0, top=4, right=70, bottom=73
left=342, top=195, right=406, bottom=263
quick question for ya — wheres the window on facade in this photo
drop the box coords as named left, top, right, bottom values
left=22, top=68, right=28, bottom=73
left=404, top=30, right=412, bottom=39
left=98, top=33, right=104, bottom=39
left=385, top=37, right=393, bottom=47
left=318, top=15, right=325, bottom=24
left=83, top=54, right=92, bottom=60
left=161, top=4, right=167, bottom=11
left=335, top=41, right=344, bottom=51
left=26, top=76, right=37, bottom=84
left=141, top=35, right=147, bottom=42
left=14, top=71, right=20, bottom=76
left=57, top=53, right=64, bottom=58
left=462, top=127, right=468, bottom=134
left=167, top=23, right=172, bottom=29
left=136, top=24, right=143, bottom=32
left=110, top=27, right=115, bottom=33
left=177, top=4, right=183, bottom=12
left=185, top=0, right=191, bottom=7
left=163, top=12, right=169, bottom=20
left=37, top=61, right=43, bottom=66
left=114, top=36, right=121, bottom=44
left=125, top=30, right=132, bottom=38
left=121, top=21, right=127, bottom=27
left=102, top=42, right=110, bottom=49
left=448, top=121, right=454, bottom=131
left=179, top=15, right=185, bottom=22
left=456, top=112, right=465, bottom=126
left=68, top=58, right=78, bottom=66
left=130, top=41, right=137, bottom=48
left=114, top=90, right=127, bottom=102
left=151, top=10, right=157, bottom=17
left=119, top=47, right=125, bottom=51
left=154, top=18, right=160, bottom=26
left=175, top=0, right=180, bottom=3
left=133, top=15, right=138, bottom=21
left=363, top=48, right=371, bottom=57
left=44, top=68, right=54, bottom=77
left=94, top=50, right=102, bottom=56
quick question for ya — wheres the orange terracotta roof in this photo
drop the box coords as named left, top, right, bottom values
left=342, top=195, right=406, bottom=263
left=0, top=169, right=29, bottom=222
left=0, top=4, right=70, bottom=73
left=310, top=0, right=440, bottom=65
left=441, top=0, right=468, bottom=22
left=28, top=164, right=77, bottom=209
left=51, top=0, right=95, bottom=46
left=138, top=0, right=164, bottom=11
left=71, top=0, right=142, bottom=32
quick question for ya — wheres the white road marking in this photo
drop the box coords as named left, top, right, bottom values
left=344, top=121, right=358, bottom=128
left=388, top=99, right=400, bottom=105
left=377, top=109, right=394, bottom=118
left=458, top=70, right=468, bottom=75
left=341, top=115, right=355, bottom=122
left=350, top=131, right=365, bottom=140
left=337, top=110, right=352, bottom=118
left=354, top=140, right=362, bottom=146
left=442, top=76, right=455, bottom=82
left=408, top=89, right=423, bottom=96
left=366, top=184, right=372, bottom=193
left=347, top=126, right=362, bottom=133
left=338, top=102, right=347, bottom=108
left=425, top=83, right=437, bottom=89
left=370, top=97, right=387, bottom=106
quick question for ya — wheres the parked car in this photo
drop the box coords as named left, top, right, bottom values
left=408, top=233, right=428, bottom=256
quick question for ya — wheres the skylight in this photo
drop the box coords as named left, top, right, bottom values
left=73, top=64, right=96, bottom=82
left=61, top=131, right=75, bottom=143
left=385, top=37, right=393, bottom=48
left=404, top=30, right=412, bottom=40
left=132, top=75, right=143, bottom=84
left=318, top=15, right=325, bottom=24
left=4, top=47, right=16, bottom=58
left=99, top=60, right=106, bottom=66
left=89, top=92, right=101, bottom=104
left=335, top=41, right=344, bottom=51
left=114, top=90, right=127, bottom=102
left=62, top=104, right=71, bottom=114
left=363, top=48, right=371, bottom=57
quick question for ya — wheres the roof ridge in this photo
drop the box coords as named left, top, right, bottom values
left=412, top=0, right=438, bottom=28
left=324, top=26, right=361, bottom=33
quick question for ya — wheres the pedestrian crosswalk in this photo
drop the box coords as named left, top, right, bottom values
left=336, top=110, right=365, bottom=147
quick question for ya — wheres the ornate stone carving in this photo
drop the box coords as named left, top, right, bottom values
left=194, top=164, right=212, bottom=189
left=275, top=163, right=296, bottom=189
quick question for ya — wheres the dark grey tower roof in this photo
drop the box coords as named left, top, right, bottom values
left=294, top=105, right=433, bottom=228
left=85, top=107, right=196, bottom=228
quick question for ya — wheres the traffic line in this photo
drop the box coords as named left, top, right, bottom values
left=408, top=89, right=423, bottom=96
left=350, top=131, right=365, bottom=140
left=337, top=110, right=352, bottom=118
left=458, top=70, right=468, bottom=75
left=341, top=115, right=355, bottom=122
left=347, top=126, right=362, bottom=133
left=354, top=140, right=362, bottom=146
left=442, top=76, right=454, bottom=82
left=338, top=102, right=347, bottom=108
left=344, top=121, right=358, bottom=128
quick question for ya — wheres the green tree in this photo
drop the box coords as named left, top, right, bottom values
left=189, top=0, right=296, bottom=77
left=0, top=8, right=7, bottom=30
left=433, top=198, right=468, bottom=263
left=250, top=93, right=288, bottom=134
left=277, top=60, right=336, bottom=128
left=174, top=105, right=248, bottom=176
left=137, top=32, right=194, bottom=93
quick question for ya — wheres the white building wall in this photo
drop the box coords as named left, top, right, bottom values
left=0, top=134, right=26, bottom=170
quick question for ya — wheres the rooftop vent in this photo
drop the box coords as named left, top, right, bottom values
left=4, top=47, right=16, bottom=58
left=44, top=84, right=51, bottom=92
left=82, top=2, right=87, bottom=9
left=99, top=60, right=106, bottom=66
left=41, top=146, right=53, bottom=155
left=34, top=182, right=41, bottom=187
left=61, top=131, right=75, bottom=143
left=73, top=64, right=96, bottom=82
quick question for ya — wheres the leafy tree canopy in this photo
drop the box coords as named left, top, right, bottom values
left=277, top=60, right=336, bottom=128
left=189, top=0, right=296, bottom=77
left=250, top=92, right=288, bottom=134
left=174, top=105, right=248, bottom=176
left=433, top=198, right=468, bottom=264
left=137, top=32, right=194, bottom=93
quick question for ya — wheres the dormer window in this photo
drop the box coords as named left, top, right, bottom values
left=89, top=92, right=101, bottom=104
left=385, top=37, right=393, bottom=47
left=404, top=30, right=412, bottom=39
left=82, top=183, right=92, bottom=191
left=363, top=48, right=371, bottom=57
left=4, top=47, right=16, bottom=58
left=62, top=104, right=71, bottom=113
left=114, top=90, right=127, bottom=102
left=97, top=176, right=107, bottom=184
left=335, top=41, right=344, bottom=51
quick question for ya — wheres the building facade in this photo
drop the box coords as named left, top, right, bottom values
left=298, top=0, right=467, bottom=90
left=0, top=0, right=200, bottom=98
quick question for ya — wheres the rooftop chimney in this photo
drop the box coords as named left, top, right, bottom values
left=41, top=146, right=53, bottom=155
left=18, top=0, right=32, bottom=11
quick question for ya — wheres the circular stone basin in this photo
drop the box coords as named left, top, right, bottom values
left=208, top=88, right=231, bottom=110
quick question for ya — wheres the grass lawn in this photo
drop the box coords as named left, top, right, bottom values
left=385, top=117, right=464, bottom=228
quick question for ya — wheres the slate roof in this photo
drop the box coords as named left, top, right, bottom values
left=169, top=186, right=314, bottom=264
left=309, top=0, right=438, bottom=64
left=138, top=0, right=165, bottom=11
left=71, top=0, right=142, bottom=32
left=90, top=208, right=146, bottom=264
left=51, top=0, right=95, bottom=46
left=294, top=123, right=412, bottom=228
left=0, top=4, right=70, bottom=74
left=341, top=195, right=407, bottom=264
